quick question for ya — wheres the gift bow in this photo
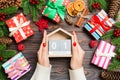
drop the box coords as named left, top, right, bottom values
left=47, top=1, right=65, bottom=20
left=9, top=17, right=30, bottom=39
left=89, top=15, right=111, bottom=33
left=5, top=59, right=28, bottom=78
left=96, top=49, right=116, bottom=57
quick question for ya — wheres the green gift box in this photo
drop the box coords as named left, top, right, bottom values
left=42, top=0, right=69, bottom=23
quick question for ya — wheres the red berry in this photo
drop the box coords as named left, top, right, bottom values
left=0, top=56, right=3, bottom=61
left=89, top=40, right=98, bottom=48
left=117, top=55, right=120, bottom=60
left=18, top=44, right=25, bottom=51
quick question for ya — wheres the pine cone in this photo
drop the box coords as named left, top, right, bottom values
left=101, top=70, right=120, bottom=80
left=0, top=0, right=22, bottom=9
left=108, top=0, right=120, bottom=18
left=0, top=37, right=13, bottom=45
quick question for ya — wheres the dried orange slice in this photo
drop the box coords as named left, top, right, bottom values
left=67, top=2, right=75, bottom=17
left=73, top=0, right=85, bottom=12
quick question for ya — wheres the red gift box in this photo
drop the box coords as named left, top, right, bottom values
left=6, top=13, right=34, bottom=43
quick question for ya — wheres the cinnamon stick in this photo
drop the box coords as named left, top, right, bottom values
left=75, top=8, right=89, bottom=27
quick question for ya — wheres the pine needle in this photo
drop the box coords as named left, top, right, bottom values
left=101, top=30, right=114, bottom=40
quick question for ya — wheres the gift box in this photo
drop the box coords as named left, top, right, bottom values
left=6, top=13, right=34, bottom=43
left=2, top=52, right=31, bottom=80
left=42, top=0, right=69, bottom=23
left=84, top=10, right=115, bottom=40
left=91, top=40, right=116, bottom=69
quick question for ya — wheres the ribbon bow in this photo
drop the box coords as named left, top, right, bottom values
left=5, top=59, right=28, bottom=78
left=89, top=15, right=111, bottom=34
left=47, top=1, right=65, bottom=20
left=96, top=49, right=116, bottom=57
left=9, top=17, right=30, bottom=39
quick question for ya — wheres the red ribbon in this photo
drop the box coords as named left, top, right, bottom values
left=89, top=15, right=111, bottom=34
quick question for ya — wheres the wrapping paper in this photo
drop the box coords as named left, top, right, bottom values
left=42, top=0, right=69, bottom=23
left=91, top=40, right=116, bottom=69
left=6, top=13, right=34, bottom=43
left=2, top=52, right=31, bottom=80
left=84, top=10, right=115, bottom=40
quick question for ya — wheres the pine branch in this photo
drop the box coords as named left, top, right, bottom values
left=115, top=22, right=120, bottom=29
left=89, top=0, right=95, bottom=12
left=97, top=0, right=108, bottom=11
left=0, top=30, right=4, bottom=37
left=22, top=0, right=45, bottom=21
left=0, top=44, right=6, bottom=52
left=112, top=37, right=120, bottom=45
left=0, top=50, right=17, bottom=59
left=0, top=6, right=18, bottom=15
left=101, top=30, right=114, bottom=40
left=108, top=57, right=120, bottom=70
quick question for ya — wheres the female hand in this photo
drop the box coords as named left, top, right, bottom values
left=37, top=30, right=50, bottom=67
left=70, top=31, right=85, bottom=70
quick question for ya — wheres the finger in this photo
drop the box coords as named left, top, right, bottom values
left=42, top=30, right=49, bottom=57
left=72, top=31, right=78, bottom=43
left=72, top=35, right=78, bottom=57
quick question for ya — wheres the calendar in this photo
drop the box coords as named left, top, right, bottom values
left=48, top=40, right=71, bottom=57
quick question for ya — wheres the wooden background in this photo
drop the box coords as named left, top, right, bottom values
left=7, top=0, right=103, bottom=80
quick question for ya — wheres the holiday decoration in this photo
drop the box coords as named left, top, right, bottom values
left=22, top=0, right=45, bottom=21
left=89, top=40, right=98, bottom=48
left=116, top=10, right=120, bottom=22
left=18, top=44, right=25, bottom=51
left=114, top=28, right=120, bottom=37
left=30, top=0, right=39, bottom=5
left=84, top=10, right=115, bottom=40
left=47, top=28, right=73, bottom=57
left=101, top=70, right=120, bottom=80
left=108, top=0, right=120, bottom=18
left=67, top=0, right=85, bottom=17
left=0, top=37, right=13, bottom=45
left=0, top=44, right=17, bottom=79
left=36, top=17, right=49, bottom=31
left=91, top=40, right=116, bottom=69
left=6, top=13, right=34, bottom=43
left=0, top=0, right=22, bottom=9
left=89, top=0, right=108, bottom=12
left=75, top=8, right=89, bottom=27
left=0, top=13, right=6, bottom=21
left=42, top=0, right=69, bottom=23
left=64, top=15, right=73, bottom=25
left=2, top=52, right=31, bottom=80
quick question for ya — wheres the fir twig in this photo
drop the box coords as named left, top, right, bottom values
left=115, top=22, right=120, bottom=29
left=112, top=37, right=120, bottom=45
left=101, top=30, right=114, bottom=40
left=21, top=0, right=45, bottom=21
left=0, top=6, right=18, bottom=15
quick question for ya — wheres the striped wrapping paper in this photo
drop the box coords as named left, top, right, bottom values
left=91, top=40, right=116, bottom=69
left=2, top=52, right=31, bottom=80
left=84, top=10, right=115, bottom=40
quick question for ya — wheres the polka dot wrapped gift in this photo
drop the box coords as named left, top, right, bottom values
left=6, top=13, right=34, bottom=43
left=42, top=0, right=69, bottom=23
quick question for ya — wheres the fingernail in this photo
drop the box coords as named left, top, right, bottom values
left=73, top=42, right=77, bottom=47
left=43, top=43, right=46, bottom=47
left=72, top=31, right=76, bottom=35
